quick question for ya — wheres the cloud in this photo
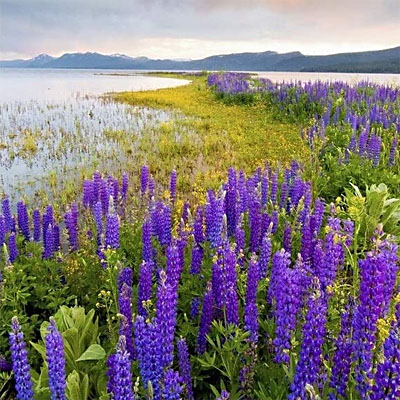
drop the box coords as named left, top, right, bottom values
left=0, top=0, right=398, bottom=59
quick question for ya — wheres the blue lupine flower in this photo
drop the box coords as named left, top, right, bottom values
left=177, top=338, right=193, bottom=400
left=107, top=335, right=134, bottom=400
left=163, top=369, right=183, bottom=400
left=45, top=319, right=66, bottom=400
left=9, top=317, right=34, bottom=400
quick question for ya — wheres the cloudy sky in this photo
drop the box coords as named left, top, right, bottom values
left=0, top=0, right=399, bottom=60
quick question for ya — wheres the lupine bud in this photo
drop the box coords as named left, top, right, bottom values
left=169, top=169, right=177, bottom=204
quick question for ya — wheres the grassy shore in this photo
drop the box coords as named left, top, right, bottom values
left=114, top=75, right=308, bottom=201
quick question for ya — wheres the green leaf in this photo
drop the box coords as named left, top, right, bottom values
left=76, top=344, right=106, bottom=362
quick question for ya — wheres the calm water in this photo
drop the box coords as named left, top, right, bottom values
left=0, top=68, right=190, bottom=102
left=0, top=69, right=188, bottom=198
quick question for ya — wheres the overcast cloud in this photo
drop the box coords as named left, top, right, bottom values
left=0, top=0, right=399, bottom=60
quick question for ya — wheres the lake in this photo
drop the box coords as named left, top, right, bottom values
left=0, top=68, right=190, bottom=102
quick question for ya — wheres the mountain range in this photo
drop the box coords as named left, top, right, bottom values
left=1, top=46, right=399, bottom=73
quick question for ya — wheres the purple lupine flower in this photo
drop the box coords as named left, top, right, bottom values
left=259, top=233, right=271, bottom=279
left=244, top=257, right=260, bottom=343
left=156, top=270, right=178, bottom=368
left=249, top=196, right=261, bottom=253
left=118, top=268, right=134, bottom=360
left=169, top=169, right=177, bottom=203
left=148, top=177, right=155, bottom=198
left=107, top=336, right=134, bottom=400
left=105, top=213, right=119, bottom=249
left=190, top=297, right=200, bottom=319
left=205, top=191, right=225, bottom=248
left=134, top=316, right=163, bottom=399
left=300, top=216, right=312, bottom=263
left=93, top=171, right=102, bottom=203
left=282, top=222, right=292, bottom=255
left=273, top=259, right=304, bottom=364
left=352, top=239, right=388, bottom=398
left=190, top=244, right=203, bottom=275
left=2, top=197, right=15, bottom=232
left=137, top=261, right=153, bottom=317
left=45, top=319, right=66, bottom=400
left=52, top=224, right=60, bottom=252
left=177, top=339, right=194, bottom=400
left=0, top=356, right=12, bottom=372
left=163, top=369, right=183, bottom=400
left=217, top=390, right=230, bottom=400
left=371, top=304, right=400, bottom=400
left=318, top=221, right=345, bottom=292
left=93, top=201, right=103, bottom=247
left=9, top=317, right=34, bottom=400
left=270, top=172, right=278, bottom=205
left=235, top=221, right=245, bottom=266
left=212, top=257, right=224, bottom=312
left=237, top=170, right=248, bottom=213
left=0, top=215, right=6, bottom=247
left=82, top=179, right=94, bottom=208
left=166, top=243, right=183, bottom=290
left=290, top=177, right=304, bottom=210
left=43, top=205, right=54, bottom=246
left=380, top=240, right=398, bottom=315
left=42, top=224, right=54, bottom=259
left=343, top=219, right=354, bottom=247
left=261, top=172, right=269, bottom=207
left=142, top=218, right=153, bottom=263
left=222, top=243, right=239, bottom=325
left=330, top=300, right=354, bottom=399
left=193, top=207, right=205, bottom=244
left=108, top=176, right=119, bottom=202
left=197, top=282, right=214, bottom=354
left=64, top=203, right=78, bottom=251
left=367, top=134, right=382, bottom=167
left=33, top=210, right=41, bottom=242
left=280, top=181, right=289, bottom=210
left=8, top=232, right=18, bottom=263
left=160, top=204, right=172, bottom=247
left=140, top=165, right=149, bottom=196
left=389, top=135, right=398, bottom=166
left=226, top=167, right=237, bottom=237
left=268, top=249, right=291, bottom=304
left=289, top=285, right=328, bottom=400
left=121, top=172, right=129, bottom=200
left=100, top=179, right=109, bottom=215
left=311, top=198, right=325, bottom=235
left=17, top=201, right=30, bottom=241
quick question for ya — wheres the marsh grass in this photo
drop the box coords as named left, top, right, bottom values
left=114, top=75, right=308, bottom=201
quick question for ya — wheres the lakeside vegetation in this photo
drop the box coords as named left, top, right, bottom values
left=0, top=72, right=399, bottom=400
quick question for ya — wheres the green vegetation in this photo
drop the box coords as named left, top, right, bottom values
left=114, top=75, right=308, bottom=199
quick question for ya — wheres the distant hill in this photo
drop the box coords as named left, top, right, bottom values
left=1, top=47, right=399, bottom=73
